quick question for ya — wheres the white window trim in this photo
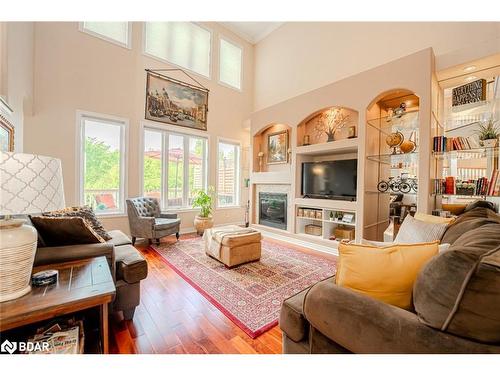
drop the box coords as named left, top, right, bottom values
left=139, top=120, right=210, bottom=211
left=218, top=35, right=243, bottom=92
left=76, top=110, right=129, bottom=216
left=142, top=22, right=213, bottom=80
left=216, top=137, right=241, bottom=209
left=78, top=22, right=132, bottom=50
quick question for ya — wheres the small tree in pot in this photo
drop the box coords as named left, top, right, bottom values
left=192, top=186, right=215, bottom=235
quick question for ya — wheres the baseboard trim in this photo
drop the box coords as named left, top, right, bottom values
left=179, top=221, right=246, bottom=235
left=256, top=227, right=339, bottom=256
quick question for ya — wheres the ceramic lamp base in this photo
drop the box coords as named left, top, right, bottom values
left=0, top=219, right=37, bottom=303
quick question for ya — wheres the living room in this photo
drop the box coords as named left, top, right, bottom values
left=1, top=0, right=499, bottom=372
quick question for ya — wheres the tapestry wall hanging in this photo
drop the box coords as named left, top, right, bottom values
left=145, top=70, right=209, bottom=131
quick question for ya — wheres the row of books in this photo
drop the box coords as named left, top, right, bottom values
left=432, top=136, right=479, bottom=152
left=433, top=171, right=500, bottom=196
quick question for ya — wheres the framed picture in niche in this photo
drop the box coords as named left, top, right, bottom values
left=267, top=130, right=288, bottom=164
left=0, top=114, right=14, bottom=152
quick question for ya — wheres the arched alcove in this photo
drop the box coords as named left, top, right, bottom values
left=364, top=89, right=421, bottom=241
left=252, top=123, right=292, bottom=173
left=296, top=106, right=359, bottom=147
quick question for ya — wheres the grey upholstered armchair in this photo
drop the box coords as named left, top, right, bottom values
left=126, top=197, right=181, bottom=245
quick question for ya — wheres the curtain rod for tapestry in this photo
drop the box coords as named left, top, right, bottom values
left=145, top=68, right=209, bottom=92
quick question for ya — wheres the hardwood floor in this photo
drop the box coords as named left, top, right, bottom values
left=109, top=234, right=284, bottom=354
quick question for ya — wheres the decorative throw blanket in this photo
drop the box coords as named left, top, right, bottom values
left=203, top=225, right=258, bottom=259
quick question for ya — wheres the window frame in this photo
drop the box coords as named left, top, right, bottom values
left=139, top=121, right=210, bottom=212
left=78, top=22, right=132, bottom=50
left=76, top=110, right=129, bottom=217
left=216, top=137, right=241, bottom=209
left=142, top=22, right=213, bottom=79
left=218, top=35, right=244, bottom=92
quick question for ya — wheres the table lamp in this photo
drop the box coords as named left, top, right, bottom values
left=0, top=152, right=65, bottom=302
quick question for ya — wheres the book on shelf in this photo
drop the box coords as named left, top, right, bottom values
left=489, top=169, right=499, bottom=196
left=432, top=135, right=475, bottom=152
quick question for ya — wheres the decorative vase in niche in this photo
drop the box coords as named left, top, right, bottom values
left=327, top=133, right=335, bottom=142
left=303, top=135, right=310, bottom=146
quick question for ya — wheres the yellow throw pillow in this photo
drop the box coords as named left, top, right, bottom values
left=336, top=241, right=439, bottom=310
left=414, top=212, right=455, bottom=225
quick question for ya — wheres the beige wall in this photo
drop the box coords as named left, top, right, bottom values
left=0, top=22, right=34, bottom=152
left=24, top=22, right=254, bottom=234
left=254, top=22, right=500, bottom=110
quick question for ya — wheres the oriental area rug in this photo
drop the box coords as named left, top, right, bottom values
left=151, top=237, right=336, bottom=338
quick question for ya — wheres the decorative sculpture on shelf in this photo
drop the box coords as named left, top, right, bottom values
left=257, top=151, right=264, bottom=172
left=314, top=107, right=351, bottom=142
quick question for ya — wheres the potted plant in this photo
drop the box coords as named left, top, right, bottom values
left=192, top=186, right=215, bottom=235
left=477, top=117, right=499, bottom=148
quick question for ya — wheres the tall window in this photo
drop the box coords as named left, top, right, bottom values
left=144, top=22, right=211, bottom=78
left=80, top=22, right=131, bottom=48
left=78, top=112, right=127, bottom=215
left=217, top=140, right=240, bottom=207
left=143, top=127, right=207, bottom=209
left=219, top=37, right=242, bottom=90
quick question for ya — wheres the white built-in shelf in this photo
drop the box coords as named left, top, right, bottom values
left=295, top=137, right=358, bottom=156
left=250, top=170, right=292, bottom=185
left=295, top=232, right=340, bottom=246
left=296, top=216, right=356, bottom=227
left=294, top=197, right=357, bottom=211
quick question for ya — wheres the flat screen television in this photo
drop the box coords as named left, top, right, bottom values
left=301, top=159, right=357, bottom=201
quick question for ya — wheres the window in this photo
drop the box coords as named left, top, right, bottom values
left=80, top=22, right=131, bottom=48
left=217, top=140, right=240, bottom=207
left=219, top=37, right=242, bottom=90
left=143, top=127, right=208, bottom=209
left=78, top=112, right=128, bottom=215
left=144, top=22, right=211, bottom=78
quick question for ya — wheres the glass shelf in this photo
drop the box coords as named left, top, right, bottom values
left=366, top=110, right=419, bottom=135
left=432, top=146, right=499, bottom=160
left=367, top=152, right=418, bottom=165
left=366, top=190, right=417, bottom=196
left=445, top=98, right=500, bottom=133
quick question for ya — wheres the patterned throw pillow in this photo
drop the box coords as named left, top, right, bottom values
left=30, top=216, right=105, bottom=247
left=43, top=206, right=112, bottom=241
left=395, top=214, right=448, bottom=244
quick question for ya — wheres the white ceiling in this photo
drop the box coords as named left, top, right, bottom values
left=220, top=22, right=283, bottom=44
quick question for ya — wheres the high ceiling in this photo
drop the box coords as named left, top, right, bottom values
left=220, top=22, right=283, bottom=44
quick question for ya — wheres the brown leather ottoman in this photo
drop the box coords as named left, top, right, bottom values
left=204, top=225, right=262, bottom=267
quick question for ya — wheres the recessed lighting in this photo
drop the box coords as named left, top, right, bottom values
left=463, top=65, right=476, bottom=72
left=465, top=76, right=477, bottom=82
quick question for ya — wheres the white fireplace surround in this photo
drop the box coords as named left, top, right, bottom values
left=254, top=184, right=292, bottom=231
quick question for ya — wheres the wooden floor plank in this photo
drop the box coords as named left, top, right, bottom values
left=110, top=234, right=335, bottom=354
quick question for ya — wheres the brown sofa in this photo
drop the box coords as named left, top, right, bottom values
left=280, top=207, right=500, bottom=353
left=34, top=229, right=148, bottom=320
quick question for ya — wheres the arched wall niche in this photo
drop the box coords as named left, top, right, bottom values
left=296, top=106, right=359, bottom=147
left=363, top=88, right=421, bottom=241
left=252, top=122, right=292, bottom=173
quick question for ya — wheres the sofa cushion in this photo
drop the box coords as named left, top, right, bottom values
left=107, top=230, right=132, bottom=246
left=42, top=206, right=112, bottom=241
left=279, top=287, right=312, bottom=342
left=441, top=207, right=500, bottom=245
left=394, top=214, right=449, bottom=244
left=336, top=241, right=438, bottom=309
left=413, top=223, right=500, bottom=343
left=115, top=244, right=148, bottom=284
left=154, top=217, right=180, bottom=231
left=30, top=216, right=105, bottom=246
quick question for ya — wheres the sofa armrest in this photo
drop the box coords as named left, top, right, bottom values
left=34, top=243, right=115, bottom=273
left=160, top=213, right=178, bottom=219
left=303, top=280, right=500, bottom=354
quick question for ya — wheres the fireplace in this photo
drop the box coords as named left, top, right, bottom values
left=259, top=193, right=287, bottom=230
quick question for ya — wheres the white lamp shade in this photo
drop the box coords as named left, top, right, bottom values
left=0, top=152, right=66, bottom=215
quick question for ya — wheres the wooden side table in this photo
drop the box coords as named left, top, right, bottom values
left=0, top=256, right=115, bottom=354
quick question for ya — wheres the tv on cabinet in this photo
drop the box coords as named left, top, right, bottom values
left=301, top=159, right=357, bottom=201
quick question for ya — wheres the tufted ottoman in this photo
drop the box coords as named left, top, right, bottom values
left=204, top=225, right=262, bottom=268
